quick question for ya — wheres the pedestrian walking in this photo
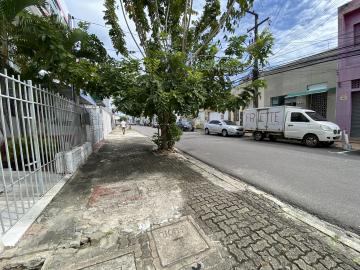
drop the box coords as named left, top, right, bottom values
left=121, top=119, right=127, bottom=135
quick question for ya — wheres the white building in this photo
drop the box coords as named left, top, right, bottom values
left=27, top=0, right=71, bottom=27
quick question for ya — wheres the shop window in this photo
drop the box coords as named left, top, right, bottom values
left=355, top=23, right=360, bottom=45
left=351, top=79, right=360, bottom=89
left=270, top=96, right=285, bottom=106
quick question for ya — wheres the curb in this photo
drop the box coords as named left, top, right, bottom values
left=174, top=148, right=360, bottom=254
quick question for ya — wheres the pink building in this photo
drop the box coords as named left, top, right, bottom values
left=337, top=0, right=360, bottom=138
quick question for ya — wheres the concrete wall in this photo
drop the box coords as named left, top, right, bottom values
left=261, top=54, right=338, bottom=122
left=263, top=60, right=337, bottom=105
left=336, top=0, right=360, bottom=135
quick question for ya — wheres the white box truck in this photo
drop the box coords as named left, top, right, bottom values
left=243, top=106, right=341, bottom=147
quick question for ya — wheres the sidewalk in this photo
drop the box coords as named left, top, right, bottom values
left=1, top=127, right=359, bottom=270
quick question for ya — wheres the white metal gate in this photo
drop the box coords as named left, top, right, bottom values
left=0, top=70, right=87, bottom=234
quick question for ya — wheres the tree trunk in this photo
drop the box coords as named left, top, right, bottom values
left=159, top=112, right=170, bottom=150
left=1, top=32, right=9, bottom=70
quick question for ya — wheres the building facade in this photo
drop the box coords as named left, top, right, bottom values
left=336, top=0, right=360, bottom=138
left=27, top=0, right=70, bottom=26
left=262, top=49, right=338, bottom=123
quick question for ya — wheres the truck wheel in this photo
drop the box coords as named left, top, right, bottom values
left=254, top=132, right=263, bottom=141
left=205, top=128, right=210, bottom=135
left=304, top=134, right=319, bottom=147
left=222, top=129, right=228, bottom=137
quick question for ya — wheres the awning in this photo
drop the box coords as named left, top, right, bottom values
left=285, top=87, right=335, bottom=99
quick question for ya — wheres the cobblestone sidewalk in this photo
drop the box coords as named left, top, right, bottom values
left=1, top=128, right=359, bottom=270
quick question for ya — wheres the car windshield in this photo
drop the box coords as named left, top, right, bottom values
left=305, top=112, right=327, bottom=121
left=223, top=120, right=236, bottom=126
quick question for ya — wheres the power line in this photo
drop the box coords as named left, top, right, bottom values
left=273, top=0, right=338, bottom=56
left=72, top=16, right=136, bottom=36
left=271, top=2, right=285, bottom=27
left=269, top=28, right=360, bottom=64
left=263, top=48, right=360, bottom=76
left=119, top=0, right=145, bottom=58
left=231, top=46, right=360, bottom=87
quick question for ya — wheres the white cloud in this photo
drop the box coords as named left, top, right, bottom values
left=268, top=0, right=351, bottom=66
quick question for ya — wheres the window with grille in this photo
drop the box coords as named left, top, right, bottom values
left=352, top=79, right=360, bottom=89
left=355, top=23, right=360, bottom=45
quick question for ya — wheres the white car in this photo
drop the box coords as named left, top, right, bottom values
left=205, top=120, right=244, bottom=137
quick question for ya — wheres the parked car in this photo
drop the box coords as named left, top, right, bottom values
left=204, top=120, right=244, bottom=137
left=243, top=106, right=341, bottom=147
left=177, top=119, right=194, bottom=131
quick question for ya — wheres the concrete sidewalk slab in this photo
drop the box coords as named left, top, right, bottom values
left=0, top=127, right=359, bottom=270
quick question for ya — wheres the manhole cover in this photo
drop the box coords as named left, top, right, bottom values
left=81, top=254, right=136, bottom=270
left=151, top=219, right=209, bottom=267
left=88, top=183, right=140, bottom=206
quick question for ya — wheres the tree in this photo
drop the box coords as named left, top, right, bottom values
left=101, top=0, right=273, bottom=150
left=11, top=13, right=108, bottom=91
left=0, top=0, right=45, bottom=69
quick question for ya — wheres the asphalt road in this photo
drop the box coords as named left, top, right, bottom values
left=133, top=126, right=360, bottom=234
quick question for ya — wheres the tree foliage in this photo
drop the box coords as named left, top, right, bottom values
left=0, top=0, right=46, bottom=68
left=7, top=10, right=110, bottom=92
left=102, top=0, right=274, bottom=150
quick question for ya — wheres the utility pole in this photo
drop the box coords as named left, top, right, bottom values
left=247, top=11, right=269, bottom=108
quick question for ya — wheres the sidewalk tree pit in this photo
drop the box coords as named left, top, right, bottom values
left=102, top=0, right=274, bottom=150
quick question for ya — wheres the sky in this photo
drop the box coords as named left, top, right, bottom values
left=64, top=0, right=351, bottom=69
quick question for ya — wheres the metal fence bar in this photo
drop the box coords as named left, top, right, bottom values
left=4, top=71, right=20, bottom=220
left=0, top=80, right=13, bottom=228
left=18, top=78, right=36, bottom=206
left=38, top=87, right=51, bottom=190
left=15, top=75, right=30, bottom=210
left=0, top=70, right=91, bottom=234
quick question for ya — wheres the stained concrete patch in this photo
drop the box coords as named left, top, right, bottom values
left=88, top=182, right=141, bottom=206
left=82, top=174, right=184, bottom=234
left=80, top=253, right=136, bottom=270
left=151, top=219, right=209, bottom=267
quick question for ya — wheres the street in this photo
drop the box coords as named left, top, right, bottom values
left=133, top=126, right=360, bottom=234
left=2, top=128, right=359, bottom=269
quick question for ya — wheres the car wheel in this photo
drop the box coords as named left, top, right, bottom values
left=205, top=128, right=210, bottom=135
left=304, top=134, right=319, bottom=147
left=254, top=131, right=263, bottom=141
left=222, top=129, right=228, bottom=137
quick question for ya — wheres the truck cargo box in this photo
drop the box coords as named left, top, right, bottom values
left=244, top=106, right=285, bottom=132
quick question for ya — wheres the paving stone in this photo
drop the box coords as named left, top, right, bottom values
left=1, top=128, right=359, bottom=270
left=320, top=256, right=339, bottom=269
